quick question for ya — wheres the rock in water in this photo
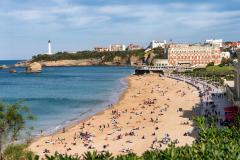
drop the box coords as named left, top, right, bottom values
left=9, top=69, right=17, bottom=73
left=0, top=65, right=8, bottom=69
left=26, top=62, right=42, bottom=73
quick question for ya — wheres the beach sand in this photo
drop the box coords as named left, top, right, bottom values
left=29, top=74, right=200, bottom=157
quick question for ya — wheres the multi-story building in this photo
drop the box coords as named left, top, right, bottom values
left=94, top=47, right=109, bottom=52
left=168, top=44, right=222, bottom=66
left=149, top=40, right=167, bottom=49
left=109, top=44, right=126, bottom=51
left=221, top=51, right=231, bottom=59
left=224, top=42, right=240, bottom=49
left=153, top=59, right=169, bottom=67
left=127, top=44, right=142, bottom=51
left=206, top=39, right=223, bottom=48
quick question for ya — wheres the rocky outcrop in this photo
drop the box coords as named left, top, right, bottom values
left=15, top=61, right=29, bottom=67
left=26, top=62, right=42, bottom=73
left=144, top=52, right=156, bottom=65
left=0, top=65, right=8, bottom=69
left=9, top=69, right=16, bottom=73
left=39, top=59, right=102, bottom=67
left=15, top=55, right=145, bottom=68
left=130, top=55, right=143, bottom=66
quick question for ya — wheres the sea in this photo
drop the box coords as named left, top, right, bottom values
left=0, top=60, right=134, bottom=136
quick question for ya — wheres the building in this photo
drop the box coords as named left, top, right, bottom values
left=153, top=59, right=169, bottom=67
left=109, top=44, right=126, bottom=51
left=48, top=40, right=52, bottom=55
left=127, top=44, right=142, bottom=51
left=221, top=51, right=231, bottom=59
left=149, top=40, right=167, bottom=49
left=168, top=44, right=222, bottom=66
left=94, top=47, right=109, bottom=52
left=234, top=64, right=240, bottom=101
left=206, top=39, right=223, bottom=48
left=226, top=63, right=240, bottom=106
left=224, top=42, right=240, bottom=49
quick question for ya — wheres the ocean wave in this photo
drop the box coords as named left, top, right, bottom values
left=32, top=77, right=130, bottom=136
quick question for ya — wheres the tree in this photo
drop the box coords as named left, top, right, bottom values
left=31, top=50, right=146, bottom=65
left=3, top=144, right=35, bottom=160
left=220, top=57, right=233, bottom=66
left=206, top=62, right=214, bottom=67
left=153, top=47, right=166, bottom=59
left=236, top=49, right=240, bottom=62
left=0, top=102, right=34, bottom=160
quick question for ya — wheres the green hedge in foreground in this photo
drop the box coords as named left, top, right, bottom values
left=4, top=116, right=240, bottom=160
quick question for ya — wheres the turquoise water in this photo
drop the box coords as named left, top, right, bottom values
left=0, top=60, right=134, bottom=135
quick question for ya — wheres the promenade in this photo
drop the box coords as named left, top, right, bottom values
left=168, top=74, right=232, bottom=126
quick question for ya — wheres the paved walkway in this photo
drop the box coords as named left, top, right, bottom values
left=167, top=74, right=232, bottom=127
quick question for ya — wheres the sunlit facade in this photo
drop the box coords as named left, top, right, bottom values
left=168, top=44, right=222, bottom=66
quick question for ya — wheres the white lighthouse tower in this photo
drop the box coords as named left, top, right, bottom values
left=48, top=40, right=52, bottom=54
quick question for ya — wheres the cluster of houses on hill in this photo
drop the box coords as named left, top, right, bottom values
left=94, top=44, right=143, bottom=52
left=94, top=39, right=240, bottom=68
left=93, top=40, right=167, bottom=52
left=47, top=39, right=240, bottom=68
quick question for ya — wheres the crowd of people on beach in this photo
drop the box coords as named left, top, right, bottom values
left=31, top=75, right=201, bottom=157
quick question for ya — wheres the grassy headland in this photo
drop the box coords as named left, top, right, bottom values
left=30, top=47, right=166, bottom=66
left=31, top=50, right=146, bottom=65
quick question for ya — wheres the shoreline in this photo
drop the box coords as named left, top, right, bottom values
left=30, top=75, right=199, bottom=155
left=31, top=75, right=131, bottom=142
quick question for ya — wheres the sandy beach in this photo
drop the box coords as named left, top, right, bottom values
left=29, top=74, right=200, bottom=157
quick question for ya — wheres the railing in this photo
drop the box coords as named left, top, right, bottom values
left=137, top=65, right=194, bottom=71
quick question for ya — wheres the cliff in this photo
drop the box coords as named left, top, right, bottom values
left=15, top=57, right=142, bottom=67
left=15, top=48, right=165, bottom=67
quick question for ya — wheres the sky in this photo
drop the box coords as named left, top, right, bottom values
left=0, top=0, right=240, bottom=60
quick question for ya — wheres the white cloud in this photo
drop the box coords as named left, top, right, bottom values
left=1, top=0, right=240, bottom=59
left=1, top=1, right=240, bottom=31
left=7, top=10, right=55, bottom=21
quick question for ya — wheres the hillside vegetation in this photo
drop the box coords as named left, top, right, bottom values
left=178, top=60, right=235, bottom=87
left=31, top=50, right=146, bottom=65
left=31, top=47, right=167, bottom=66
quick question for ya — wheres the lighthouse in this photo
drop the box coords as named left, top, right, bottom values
left=48, top=40, right=52, bottom=54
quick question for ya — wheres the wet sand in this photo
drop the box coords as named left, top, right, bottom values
left=29, top=74, right=200, bottom=157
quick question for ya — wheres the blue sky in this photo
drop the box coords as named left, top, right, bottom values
left=0, top=0, right=240, bottom=60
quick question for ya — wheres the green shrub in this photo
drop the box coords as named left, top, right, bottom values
left=4, top=115, right=240, bottom=160
left=3, top=144, right=35, bottom=160
left=45, top=152, right=80, bottom=160
left=206, top=62, right=214, bottom=67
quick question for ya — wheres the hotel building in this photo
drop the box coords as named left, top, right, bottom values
left=109, top=44, right=126, bottom=51
left=206, top=39, right=223, bottom=48
left=224, top=42, right=240, bottom=49
left=127, top=44, right=142, bottom=51
left=149, top=40, right=167, bottom=49
left=94, top=47, right=109, bottom=52
left=168, top=44, right=222, bottom=66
